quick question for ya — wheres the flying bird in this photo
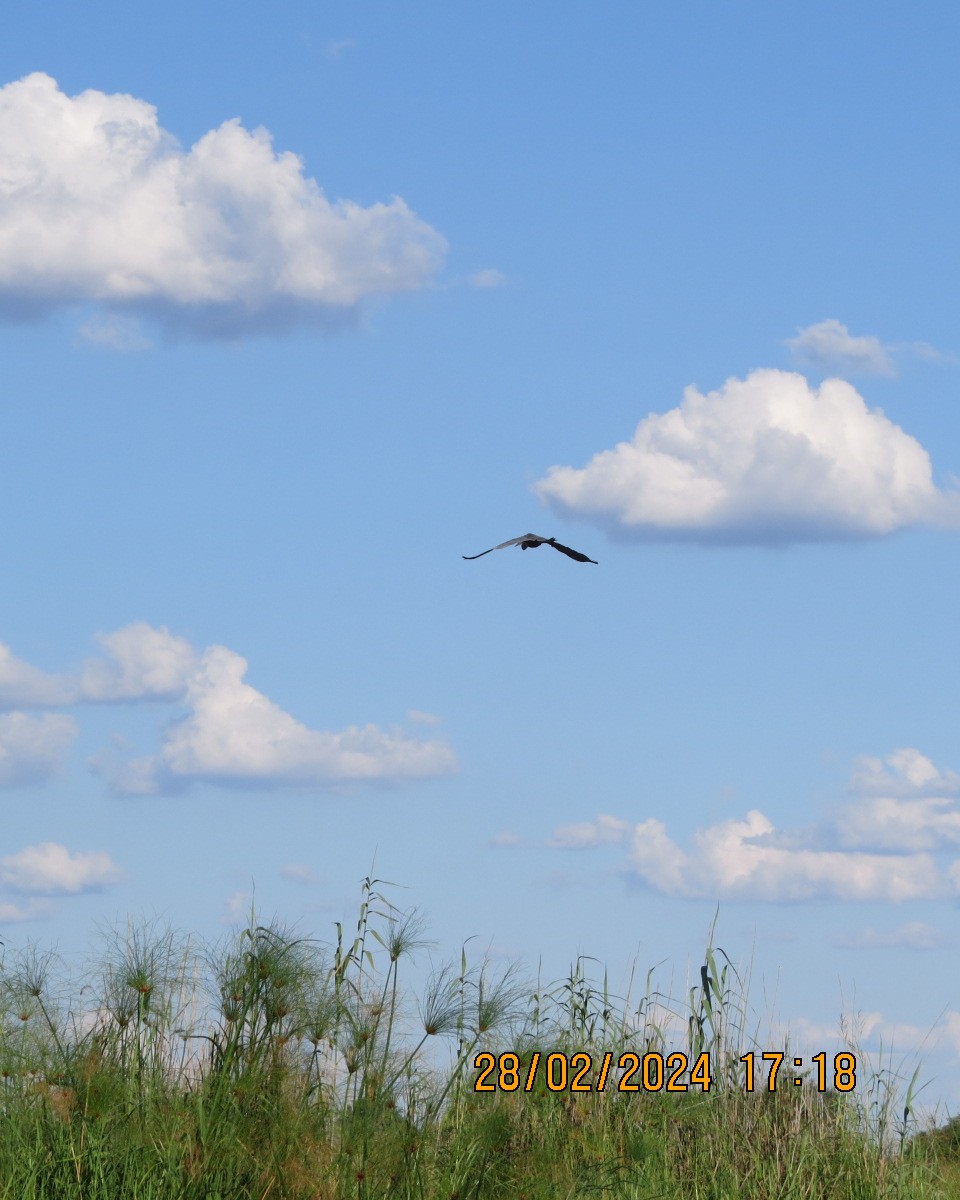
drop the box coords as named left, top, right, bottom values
left=462, top=533, right=598, bottom=563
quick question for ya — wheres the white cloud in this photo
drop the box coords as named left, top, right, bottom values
left=834, top=922, right=944, bottom=951
left=406, top=708, right=442, bottom=726
left=488, top=830, right=523, bottom=848
left=910, top=340, right=957, bottom=365
left=0, top=842, right=125, bottom=893
left=766, top=1013, right=847, bottom=1050
left=0, top=644, right=75, bottom=708
left=625, top=810, right=945, bottom=901
left=103, top=643, right=457, bottom=793
left=0, top=898, right=56, bottom=923
left=534, top=369, right=960, bottom=545
left=786, top=319, right=955, bottom=375
left=549, top=813, right=631, bottom=849
left=1, top=623, right=456, bottom=794
left=848, top=748, right=960, bottom=798
left=0, top=713, right=77, bottom=786
left=836, top=749, right=960, bottom=853
left=786, top=319, right=896, bottom=376
left=220, top=890, right=253, bottom=925
left=469, top=268, right=506, bottom=289
left=550, top=750, right=960, bottom=902
left=838, top=1011, right=943, bottom=1056
left=1, top=623, right=197, bottom=710
left=78, top=622, right=197, bottom=702
left=836, top=795, right=960, bottom=853
left=0, top=73, right=446, bottom=338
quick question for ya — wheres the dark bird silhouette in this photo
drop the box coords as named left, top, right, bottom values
left=462, top=533, right=598, bottom=563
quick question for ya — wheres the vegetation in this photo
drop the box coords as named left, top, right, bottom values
left=0, top=877, right=956, bottom=1198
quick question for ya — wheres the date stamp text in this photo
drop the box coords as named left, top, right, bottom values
left=473, top=1050, right=857, bottom=1094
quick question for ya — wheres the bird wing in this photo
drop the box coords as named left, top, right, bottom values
left=462, top=534, right=544, bottom=559
left=547, top=540, right=598, bottom=564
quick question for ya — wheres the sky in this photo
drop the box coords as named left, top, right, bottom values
left=2, top=0, right=960, bottom=1119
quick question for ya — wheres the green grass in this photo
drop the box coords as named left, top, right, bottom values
left=0, top=879, right=956, bottom=1199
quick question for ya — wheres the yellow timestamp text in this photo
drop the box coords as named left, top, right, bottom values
left=473, top=1050, right=857, bottom=1094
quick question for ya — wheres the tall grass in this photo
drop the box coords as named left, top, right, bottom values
left=0, top=879, right=953, bottom=1198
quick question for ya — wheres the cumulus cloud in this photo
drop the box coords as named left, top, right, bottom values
left=786, top=319, right=955, bottom=375
left=847, top=748, right=960, bottom=798
left=0, top=623, right=195, bottom=710
left=0, top=842, right=125, bottom=893
left=836, top=749, right=960, bottom=853
left=836, top=795, right=960, bottom=854
left=0, top=72, right=446, bottom=338
left=550, top=749, right=960, bottom=903
left=100, top=643, right=457, bottom=794
left=534, top=369, right=960, bottom=545
left=77, top=622, right=197, bottom=702
left=635, top=811, right=939, bottom=901
left=0, top=713, right=77, bottom=786
left=0, top=645, right=75, bottom=708
left=786, top=319, right=896, bottom=376
left=1, top=622, right=456, bottom=794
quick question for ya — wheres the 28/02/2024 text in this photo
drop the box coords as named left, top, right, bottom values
left=473, top=1051, right=857, bottom=1094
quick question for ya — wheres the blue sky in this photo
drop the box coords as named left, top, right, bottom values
left=2, top=1, right=960, bottom=1116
